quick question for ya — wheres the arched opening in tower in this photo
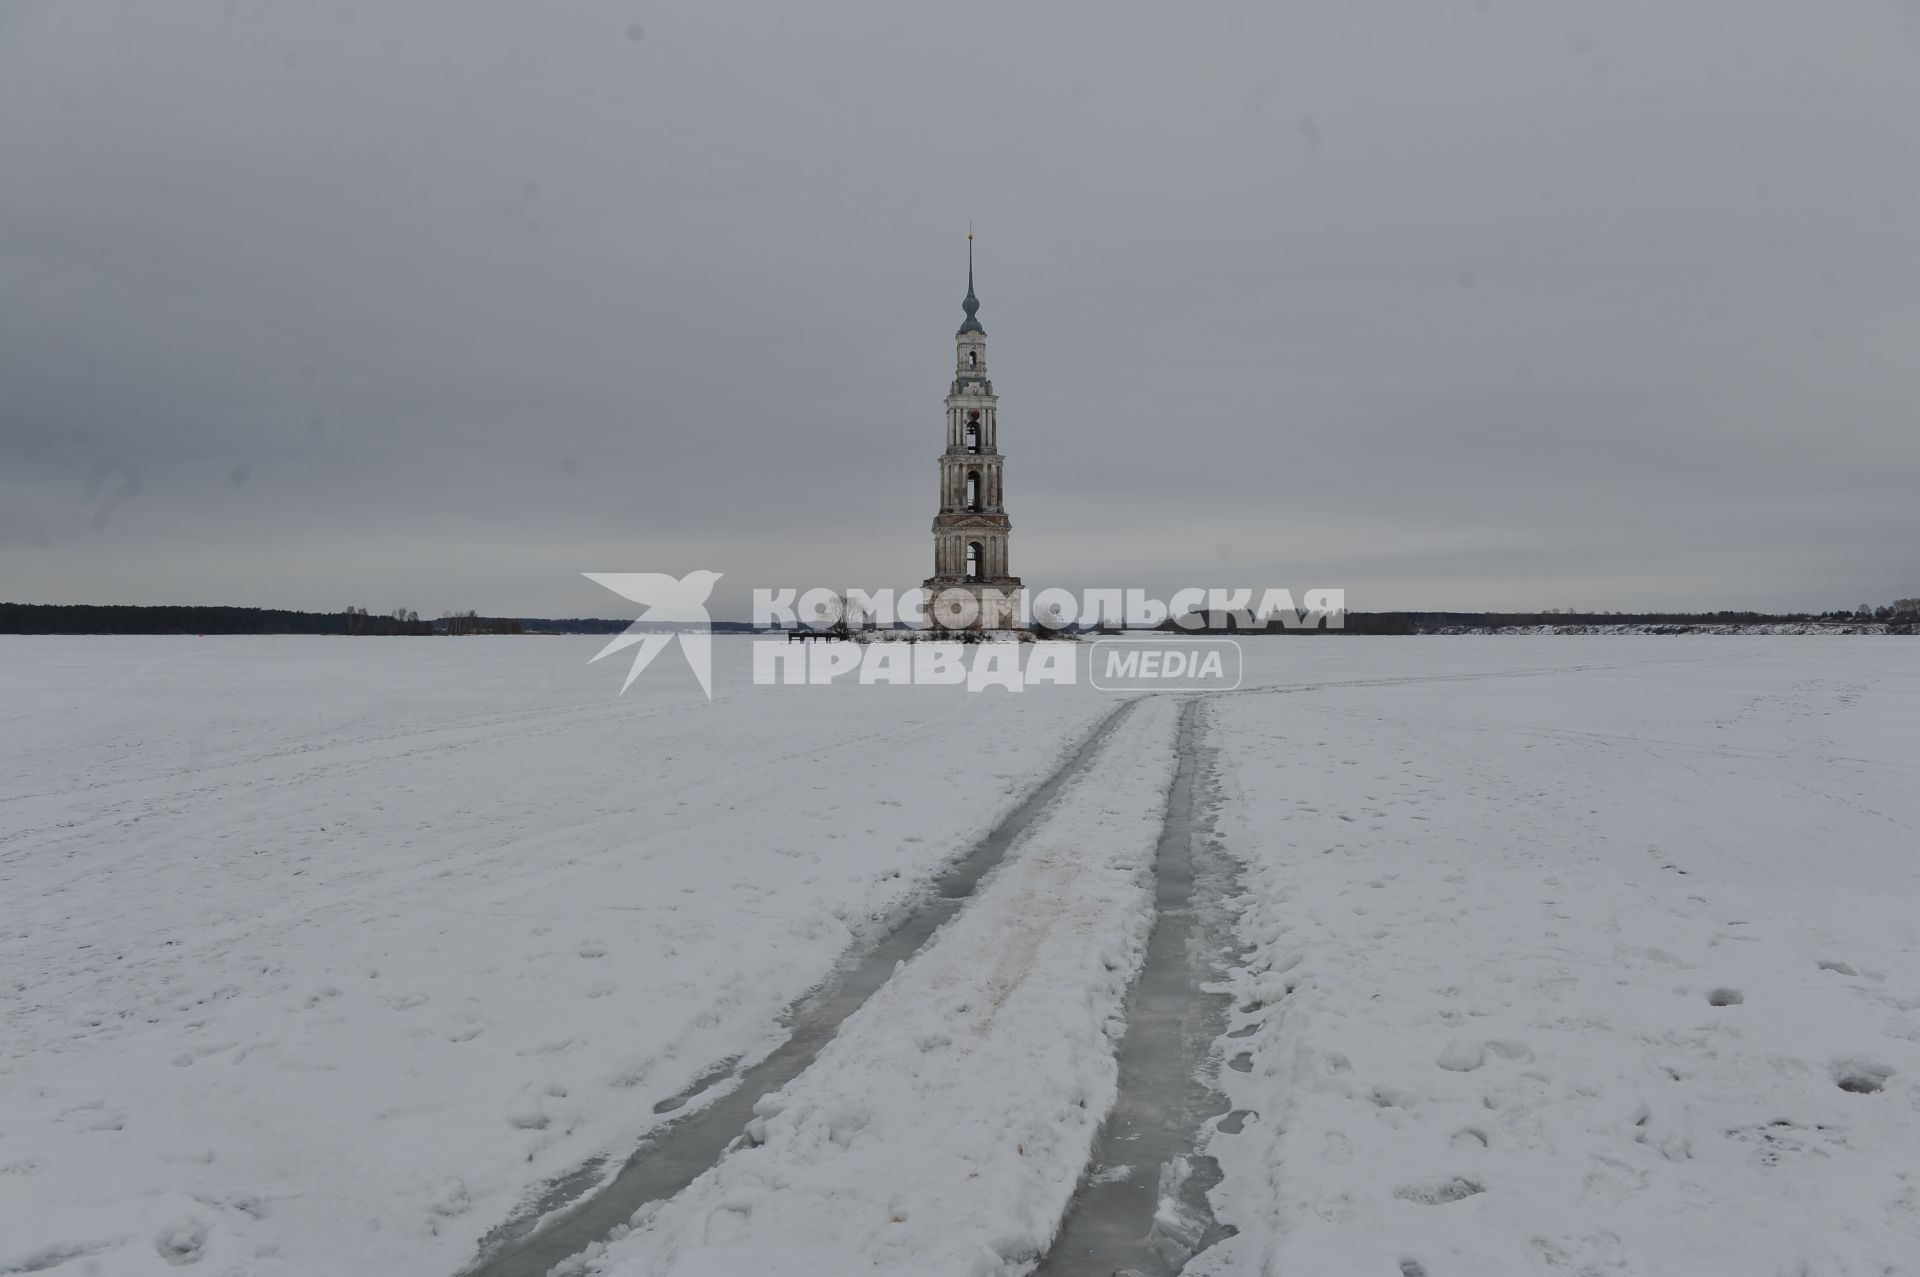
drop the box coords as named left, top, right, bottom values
left=965, top=541, right=983, bottom=582
left=965, top=472, right=982, bottom=512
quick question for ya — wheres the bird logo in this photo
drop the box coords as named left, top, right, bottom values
left=582, top=570, right=724, bottom=698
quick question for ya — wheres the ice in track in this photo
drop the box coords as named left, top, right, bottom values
left=571, top=696, right=1184, bottom=1277
left=1036, top=697, right=1239, bottom=1277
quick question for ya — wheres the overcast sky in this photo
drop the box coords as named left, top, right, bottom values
left=3, top=0, right=1916, bottom=618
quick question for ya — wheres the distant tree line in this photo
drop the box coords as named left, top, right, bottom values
left=519, top=617, right=637, bottom=634
left=1164, top=603, right=1920, bottom=635
left=1, top=603, right=521, bottom=635
left=1850, top=599, right=1920, bottom=629
left=1146, top=610, right=1413, bottom=635
left=436, top=610, right=525, bottom=636
left=520, top=618, right=760, bottom=634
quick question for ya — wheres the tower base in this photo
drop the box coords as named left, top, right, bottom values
left=921, top=577, right=1024, bottom=632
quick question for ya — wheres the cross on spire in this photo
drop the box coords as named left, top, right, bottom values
left=959, top=226, right=984, bottom=335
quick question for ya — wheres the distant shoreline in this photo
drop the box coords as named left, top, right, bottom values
left=2, top=602, right=1910, bottom=637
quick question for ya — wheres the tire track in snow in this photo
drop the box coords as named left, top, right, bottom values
left=1027, top=662, right=1694, bottom=1274
left=558, top=695, right=1185, bottom=1275
left=462, top=696, right=1145, bottom=1277
left=1036, top=696, right=1240, bottom=1277
left=1030, top=664, right=1639, bottom=1274
left=469, top=660, right=1691, bottom=1275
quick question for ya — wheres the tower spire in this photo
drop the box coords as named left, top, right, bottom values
left=959, top=225, right=984, bottom=335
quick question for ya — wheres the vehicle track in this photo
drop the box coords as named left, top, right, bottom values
left=1035, top=697, right=1239, bottom=1276
left=1030, top=662, right=1671, bottom=1272
left=461, top=696, right=1144, bottom=1277
left=467, top=658, right=1694, bottom=1277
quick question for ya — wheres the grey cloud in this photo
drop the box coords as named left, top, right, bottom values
left=2, top=0, right=1916, bottom=617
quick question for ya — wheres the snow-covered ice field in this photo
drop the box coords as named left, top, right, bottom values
left=3, top=636, right=1916, bottom=1276
left=1194, top=647, right=1920, bottom=1277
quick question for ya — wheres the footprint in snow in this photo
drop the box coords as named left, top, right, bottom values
left=1726, top=1119, right=1845, bottom=1167
left=428, top=1177, right=473, bottom=1218
left=154, top=1217, right=210, bottom=1265
left=1833, top=1058, right=1894, bottom=1094
left=1394, top=1176, right=1485, bottom=1205
left=60, top=1102, right=125, bottom=1133
left=506, top=1105, right=549, bottom=1130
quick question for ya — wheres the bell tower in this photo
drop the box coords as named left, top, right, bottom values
left=923, top=231, right=1022, bottom=630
